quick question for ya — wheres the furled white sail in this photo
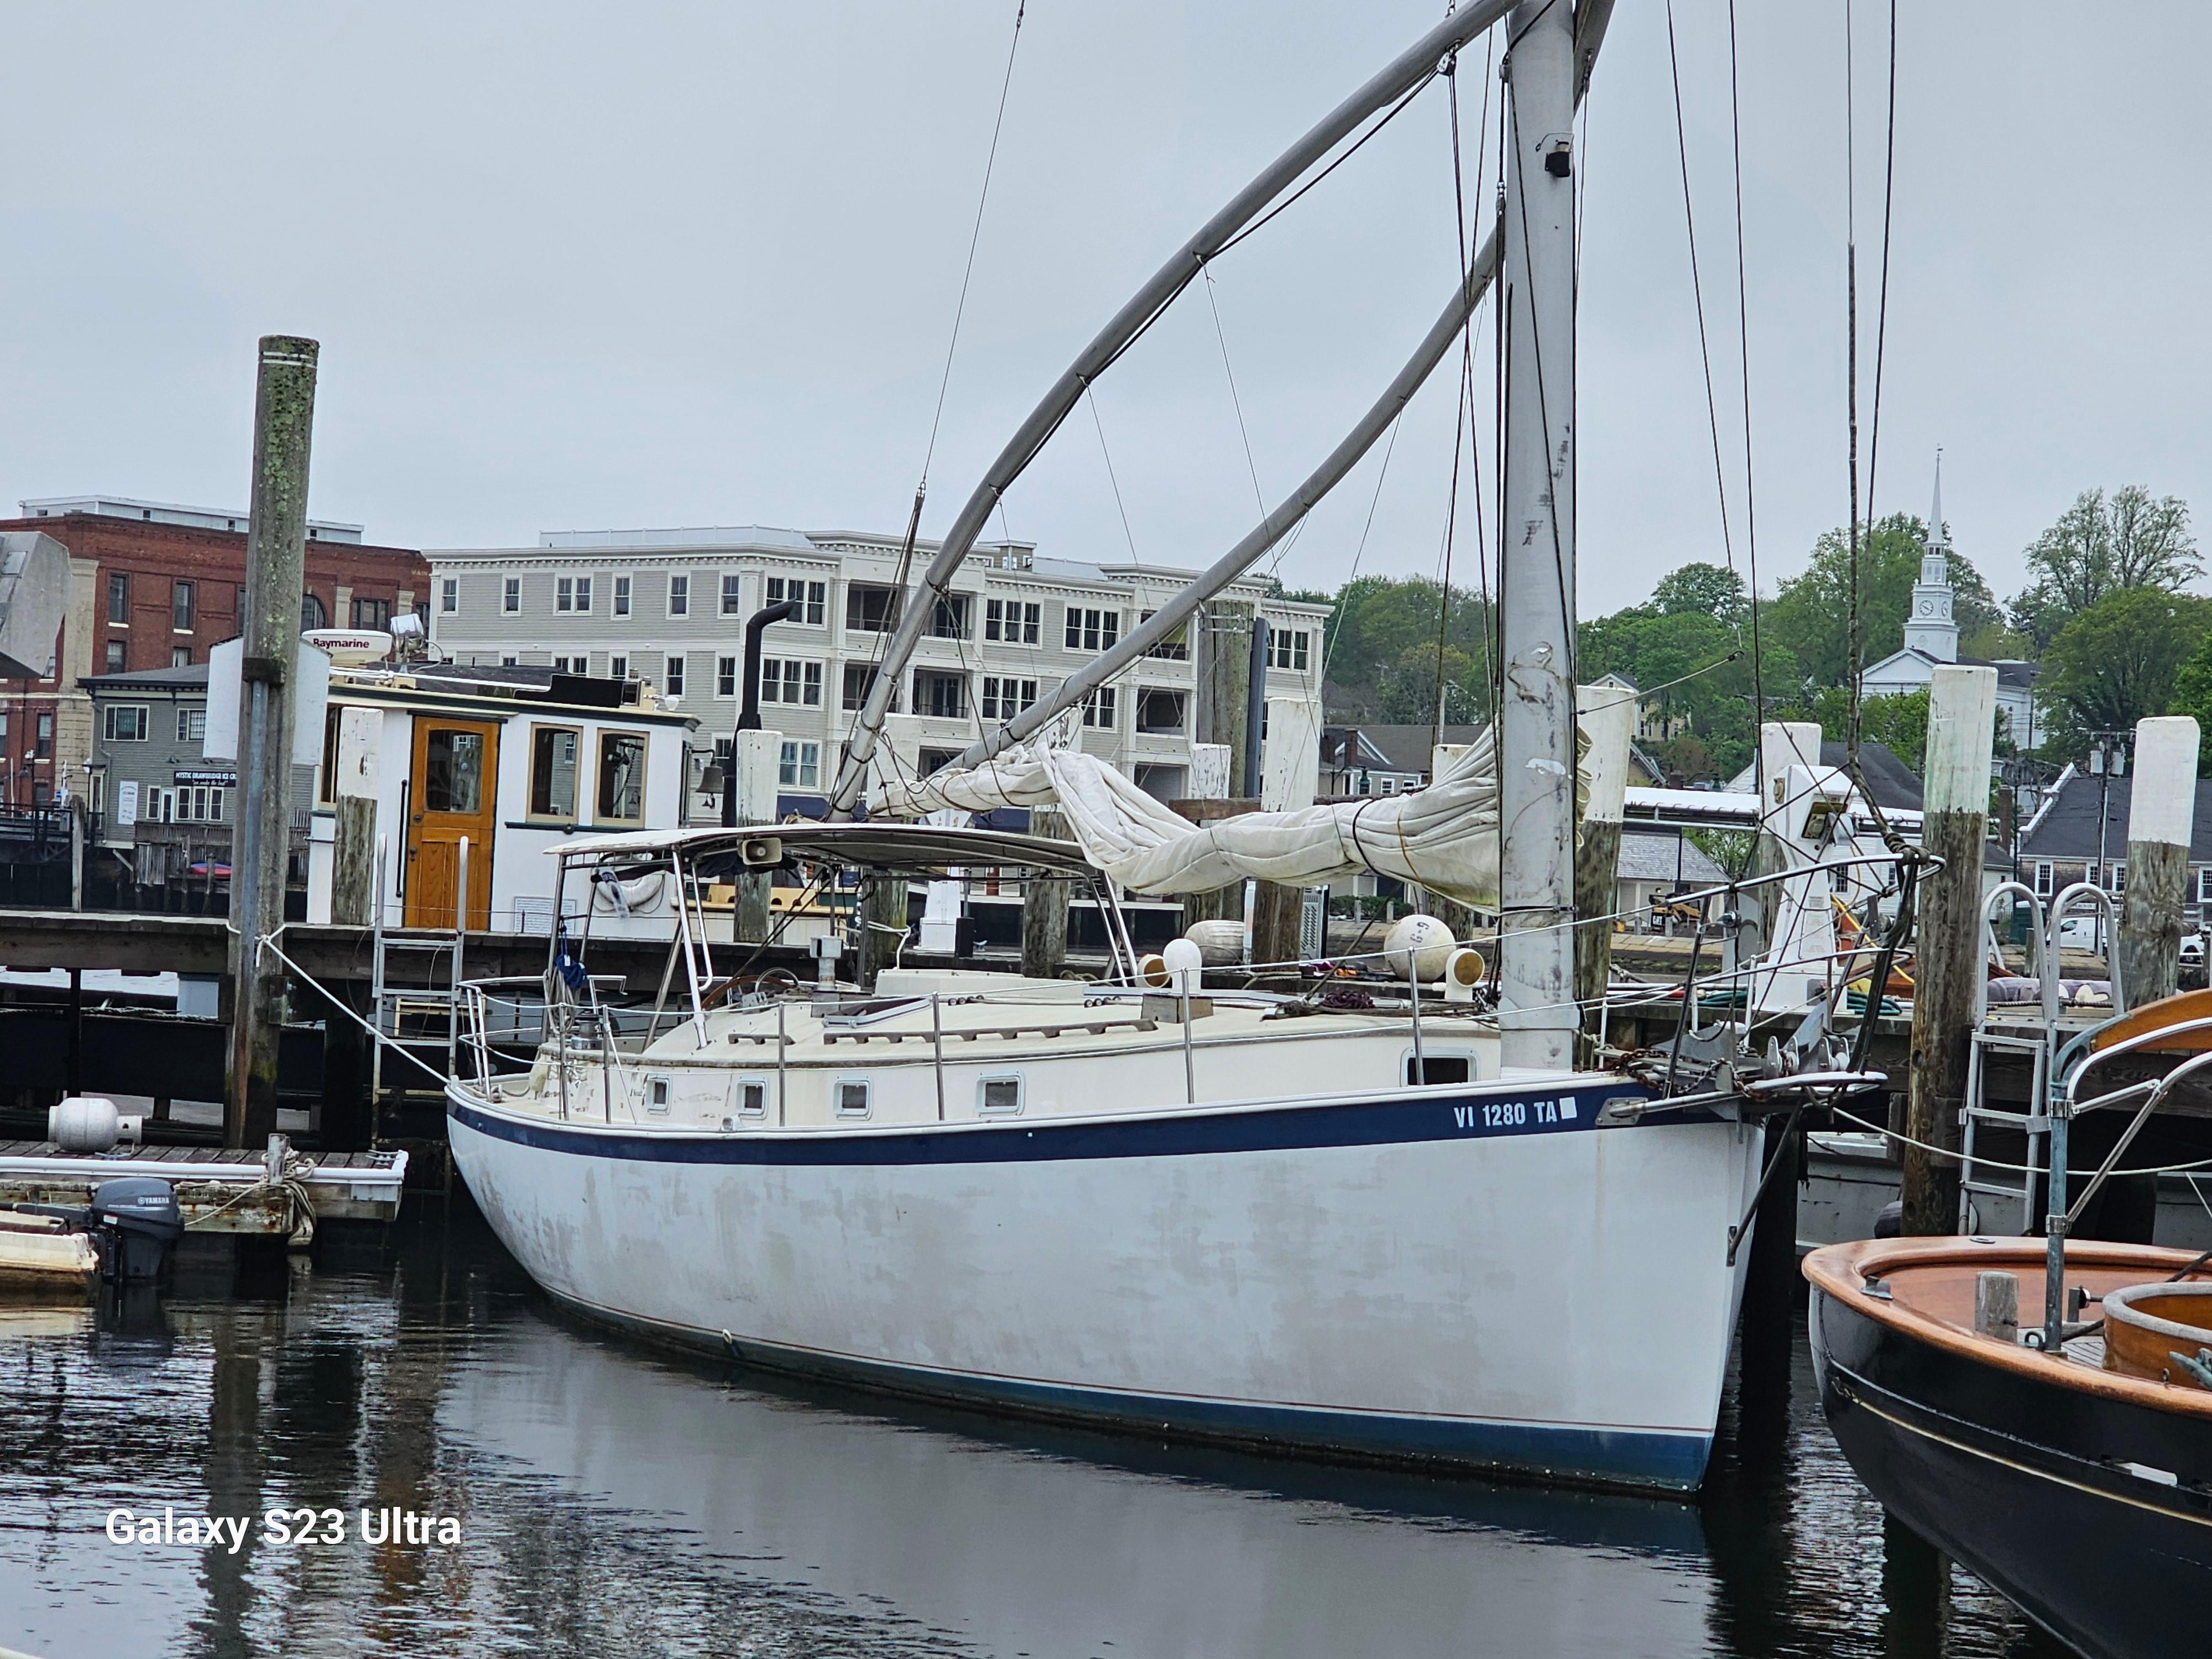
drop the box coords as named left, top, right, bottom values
left=872, top=730, right=1516, bottom=906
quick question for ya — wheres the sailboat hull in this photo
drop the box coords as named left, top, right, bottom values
left=448, top=1079, right=1763, bottom=1491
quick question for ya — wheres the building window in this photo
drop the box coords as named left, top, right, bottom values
left=529, top=726, right=581, bottom=820
left=929, top=594, right=971, bottom=640
left=1267, top=628, right=1312, bottom=672
left=301, top=592, right=328, bottom=630
left=1140, top=610, right=1190, bottom=659
left=845, top=584, right=901, bottom=634
left=107, top=572, right=129, bottom=625
left=721, top=573, right=744, bottom=617
left=353, top=596, right=392, bottom=629
left=717, top=655, right=738, bottom=698
left=2084, top=861, right=2098, bottom=893
left=914, top=670, right=966, bottom=720
left=667, top=573, right=690, bottom=617
left=1082, top=687, right=1117, bottom=729
left=441, top=577, right=459, bottom=614
left=503, top=577, right=521, bottom=614
left=979, top=677, right=1038, bottom=722
left=610, top=654, right=632, bottom=681
left=2198, top=865, right=2212, bottom=906
left=985, top=598, right=1041, bottom=645
left=104, top=640, right=126, bottom=674
left=779, top=739, right=821, bottom=790
left=102, top=705, right=149, bottom=742
left=612, top=575, right=630, bottom=617
left=556, top=577, right=576, bottom=613
left=760, top=659, right=822, bottom=706
left=175, top=784, right=225, bottom=823
left=1065, top=607, right=1119, bottom=653
left=171, top=646, right=192, bottom=667
left=1380, top=776, right=1399, bottom=795
left=765, top=576, right=826, bottom=625
left=1135, top=688, right=1186, bottom=734
left=664, top=654, right=686, bottom=697
left=2034, top=861, right=2054, bottom=899
left=178, top=707, right=207, bottom=743
left=172, top=580, right=195, bottom=632
left=842, top=664, right=896, bottom=713
left=2110, top=862, right=2126, bottom=896
left=596, top=731, right=647, bottom=821
left=550, top=655, right=581, bottom=674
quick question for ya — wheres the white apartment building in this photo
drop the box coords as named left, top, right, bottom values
left=425, top=525, right=1331, bottom=809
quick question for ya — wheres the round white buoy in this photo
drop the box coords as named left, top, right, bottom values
left=1182, top=919, right=1245, bottom=966
left=49, top=1095, right=123, bottom=1154
left=1382, top=914, right=1457, bottom=981
left=1161, top=937, right=1206, bottom=995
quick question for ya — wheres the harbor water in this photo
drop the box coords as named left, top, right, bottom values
left=3, top=1202, right=2065, bottom=1658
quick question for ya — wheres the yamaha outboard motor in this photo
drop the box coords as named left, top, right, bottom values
left=88, top=1177, right=183, bottom=1283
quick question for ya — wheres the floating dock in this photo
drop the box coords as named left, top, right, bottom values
left=0, top=1143, right=406, bottom=1234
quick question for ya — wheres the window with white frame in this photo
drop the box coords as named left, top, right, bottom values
left=174, top=782, right=224, bottom=823
left=779, top=740, right=821, bottom=789
left=2033, top=860, right=2053, bottom=899
left=1082, top=686, right=1117, bottom=729
left=503, top=577, right=521, bottom=614
left=845, top=584, right=901, bottom=633
left=610, top=654, right=631, bottom=681
left=765, top=575, right=826, bottom=624
left=721, top=573, right=744, bottom=616
left=734, top=1078, right=769, bottom=1120
left=176, top=706, right=206, bottom=743
left=761, top=659, right=822, bottom=706
left=979, top=676, right=1037, bottom=721
left=1065, top=606, right=1120, bottom=653
left=667, top=573, right=690, bottom=617
left=717, top=655, right=738, bottom=698
left=613, top=575, right=632, bottom=617
left=102, top=705, right=149, bottom=742
left=556, top=576, right=577, bottom=612
left=914, top=670, right=966, bottom=720
left=834, top=1078, right=872, bottom=1119
left=2110, top=862, right=2127, bottom=895
left=440, top=577, right=458, bottom=614
left=550, top=655, right=582, bottom=675
left=1139, top=609, right=1189, bottom=659
left=1267, top=627, right=1312, bottom=672
left=975, top=1074, right=1024, bottom=1118
left=929, top=594, right=971, bottom=639
left=664, top=654, right=686, bottom=696
left=2199, top=865, right=2212, bottom=905
left=985, top=598, right=1041, bottom=644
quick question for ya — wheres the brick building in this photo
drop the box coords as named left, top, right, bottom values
left=0, top=497, right=429, bottom=807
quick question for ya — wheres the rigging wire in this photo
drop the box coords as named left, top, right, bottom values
left=1431, top=35, right=1487, bottom=751
left=1201, top=263, right=1270, bottom=521
left=1086, top=384, right=1143, bottom=564
left=1319, top=413, right=1406, bottom=684
left=1213, top=74, right=1438, bottom=262
left=1664, top=0, right=1738, bottom=581
left=1844, top=0, right=1865, bottom=770
left=1725, top=0, right=1765, bottom=728
left=1864, top=0, right=1900, bottom=523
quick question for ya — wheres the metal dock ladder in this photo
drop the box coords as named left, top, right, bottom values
left=368, top=837, right=471, bottom=1135
left=1957, top=880, right=2120, bottom=1232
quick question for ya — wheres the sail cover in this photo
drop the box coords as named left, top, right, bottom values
left=872, top=729, right=1524, bottom=907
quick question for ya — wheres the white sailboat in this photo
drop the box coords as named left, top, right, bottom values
left=445, top=1, right=1855, bottom=1491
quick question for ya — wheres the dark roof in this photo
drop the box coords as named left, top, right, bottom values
left=1961, top=656, right=2041, bottom=691
left=1829, top=739, right=1924, bottom=812
left=2018, top=771, right=2212, bottom=862
left=81, top=664, right=210, bottom=691
left=1323, top=723, right=1483, bottom=775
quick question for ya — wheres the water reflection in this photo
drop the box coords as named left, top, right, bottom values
left=1, top=1207, right=2068, bottom=1658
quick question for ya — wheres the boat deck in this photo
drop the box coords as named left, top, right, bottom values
left=1805, top=1237, right=2212, bottom=1408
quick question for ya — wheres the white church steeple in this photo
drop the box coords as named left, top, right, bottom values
left=1902, top=451, right=1959, bottom=662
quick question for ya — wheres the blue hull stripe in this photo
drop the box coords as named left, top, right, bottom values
left=448, top=1079, right=1693, bottom=1168
left=551, top=1289, right=1714, bottom=1491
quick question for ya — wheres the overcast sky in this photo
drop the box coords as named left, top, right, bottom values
left=3, top=3, right=2205, bottom=617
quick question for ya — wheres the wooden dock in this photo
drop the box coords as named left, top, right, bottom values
left=0, top=1143, right=406, bottom=1234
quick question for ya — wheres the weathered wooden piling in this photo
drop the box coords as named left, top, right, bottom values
left=225, top=336, right=319, bottom=1150
left=2118, top=715, right=2200, bottom=1010
left=1902, top=664, right=1996, bottom=1236
left=1021, top=806, right=1072, bottom=978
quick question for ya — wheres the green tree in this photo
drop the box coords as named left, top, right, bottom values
left=1376, top=641, right=1485, bottom=724
left=2010, top=486, right=2201, bottom=650
left=1808, top=686, right=1932, bottom=772
left=2167, top=632, right=2212, bottom=774
left=1576, top=604, right=1759, bottom=778
left=1760, top=513, right=2003, bottom=694
left=1648, top=561, right=1747, bottom=624
left=2037, top=588, right=2212, bottom=752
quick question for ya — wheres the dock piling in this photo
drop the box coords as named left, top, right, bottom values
left=225, top=335, right=319, bottom=1151
left=2118, top=716, right=2199, bottom=1010
left=1903, top=665, right=1997, bottom=1236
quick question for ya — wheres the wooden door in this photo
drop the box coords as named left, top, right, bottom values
left=405, top=717, right=499, bottom=930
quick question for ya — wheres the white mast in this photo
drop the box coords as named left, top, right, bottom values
left=1497, top=1, right=1578, bottom=1073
